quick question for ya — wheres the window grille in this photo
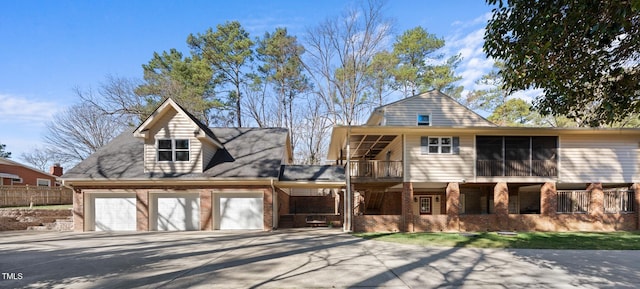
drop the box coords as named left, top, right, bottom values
left=604, top=190, right=634, bottom=213
left=557, top=190, right=590, bottom=213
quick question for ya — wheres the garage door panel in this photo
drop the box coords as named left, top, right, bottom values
left=94, top=197, right=136, bottom=231
left=156, top=195, right=200, bottom=231
left=217, top=193, right=263, bottom=230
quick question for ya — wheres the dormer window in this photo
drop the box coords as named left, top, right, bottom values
left=158, top=139, right=190, bottom=162
left=417, top=114, right=431, bottom=126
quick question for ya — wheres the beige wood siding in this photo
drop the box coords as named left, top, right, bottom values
left=201, top=143, right=217, bottom=171
left=143, top=108, right=204, bottom=174
left=559, top=135, right=640, bottom=183
left=382, top=91, right=494, bottom=127
left=406, top=134, right=475, bottom=182
left=374, top=136, right=402, bottom=161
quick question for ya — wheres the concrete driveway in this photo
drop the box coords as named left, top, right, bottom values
left=1, top=229, right=639, bottom=289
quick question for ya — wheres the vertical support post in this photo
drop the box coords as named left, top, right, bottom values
left=402, top=182, right=414, bottom=232
left=494, top=182, right=509, bottom=230
left=446, top=182, right=460, bottom=231
left=72, top=188, right=84, bottom=232
left=344, top=129, right=352, bottom=232
left=200, top=189, right=212, bottom=231
left=633, top=183, right=640, bottom=230
left=136, top=190, right=149, bottom=231
left=540, top=182, right=557, bottom=216
left=587, top=183, right=604, bottom=230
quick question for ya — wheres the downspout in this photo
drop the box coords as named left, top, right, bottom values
left=271, top=178, right=278, bottom=230
left=345, top=128, right=352, bottom=232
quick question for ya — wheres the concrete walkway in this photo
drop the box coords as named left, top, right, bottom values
left=0, top=229, right=639, bottom=288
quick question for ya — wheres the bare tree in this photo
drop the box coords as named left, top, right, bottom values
left=304, top=0, right=394, bottom=126
left=43, top=101, right=127, bottom=166
left=20, top=147, right=53, bottom=172
left=78, top=75, right=147, bottom=125
left=298, top=97, right=331, bottom=164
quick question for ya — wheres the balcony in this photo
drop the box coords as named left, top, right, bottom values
left=476, top=159, right=557, bottom=177
left=349, top=160, right=403, bottom=181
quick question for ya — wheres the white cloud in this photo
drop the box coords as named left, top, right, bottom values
left=442, top=25, right=495, bottom=92
left=510, top=88, right=544, bottom=103
left=0, top=94, right=60, bottom=123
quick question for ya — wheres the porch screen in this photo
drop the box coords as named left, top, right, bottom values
left=476, top=136, right=503, bottom=176
left=476, top=136, right=558, bottom=177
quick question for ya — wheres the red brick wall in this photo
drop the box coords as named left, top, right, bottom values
left=352, top=182, right=639, bottom=233
left=199, top=190, right=212, bottom=230
left=381, top=191, right=402, bottom=215
left=73, top=189, right=84, bottom=232
left=263, top=188, right=273, bottom=230
left=277, top=188, right=290, bottom=217
left=136, top=190, right=149, bottom=231
left=0, top=164, right=58, bottom=186
left=290, top=195, right=336, bottom=214
left=354, top=215, right=402, bottom=232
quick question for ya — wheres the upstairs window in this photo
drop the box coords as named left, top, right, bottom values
left=417, top=114, right=431, bottom=126
left=421, top=136, right=455, bottom=154
left=158, top=139, right=190, bottom=162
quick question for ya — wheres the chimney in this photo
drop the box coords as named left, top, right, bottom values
left=50, top=163, right=63, bottom=177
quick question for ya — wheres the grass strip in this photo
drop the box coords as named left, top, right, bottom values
left=354, top=231, right=640, bottom=250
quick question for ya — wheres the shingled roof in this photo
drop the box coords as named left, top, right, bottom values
left=63, top=127, right=289, bottom=180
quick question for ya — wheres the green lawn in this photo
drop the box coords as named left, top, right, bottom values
left=354, top=231, right=640, bottom=250
left=0, top=204, right=72, bottom=210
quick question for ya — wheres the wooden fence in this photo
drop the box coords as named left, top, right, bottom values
left=0, top=186, right=73, bottom=207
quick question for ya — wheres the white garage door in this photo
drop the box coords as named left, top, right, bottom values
left=94, top=196, right=136, bottom=231
left=218, top=193, right=263, bottom=230
left=156, top=194, right=200, bottom=231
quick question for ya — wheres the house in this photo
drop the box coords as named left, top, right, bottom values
left=0, top=157, right=62, bottom=187
left=62, top=98, right=344, bottom=231
left=327, top=90, right=640, bottom=232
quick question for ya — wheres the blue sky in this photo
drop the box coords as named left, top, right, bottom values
left=0, top=0, right=496, bottom=162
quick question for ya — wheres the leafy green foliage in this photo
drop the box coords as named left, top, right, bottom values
left=365, top=51, right=398, bottom=106
left=488, top=98, right=533, bottom=126
left=484, top=0, right=640, bottom=126
left=136, top=49, right=219, bottom=124
left=256, top=27, right=310, bottom=157
left=188, top=21, right=254, bottom=127
left=392, top=26, right=445, bottom=97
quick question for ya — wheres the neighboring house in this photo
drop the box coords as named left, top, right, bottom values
left=0, top=157, right=62, bottom=187
left=327, top=90, right=640, bottom=232
left=62, top=98, right=344, bottom=232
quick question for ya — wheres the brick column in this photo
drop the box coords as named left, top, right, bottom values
left=587, top=183, right=604, bottom=230
left=634, top=183, right=640, bottom=230
left=200, top=190, right=212, bottom=231
left=402, top=182, right=414, bottom=232
left=446, top=182, right=460, bottom=231
left=136, top=190, right=149, bottom=231
left=263, top=188, right=273, bottom=231
left=72, top=189, right=84, bottom=232
left=494, top=182, right=509, bottom=230
left=540, top=182, right=556, bottom=216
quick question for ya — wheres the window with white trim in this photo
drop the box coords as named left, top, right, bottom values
left=421, top=136, right=452, bottom=154
left=417, top=114, right=430, bottom=126
left=419, top=197, right=432, bottom=214
left=157, top=139, right=190, bottom=162
left=604, top=189, right=634, bottom=213
left=36, top=178, right=51, bottom=187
